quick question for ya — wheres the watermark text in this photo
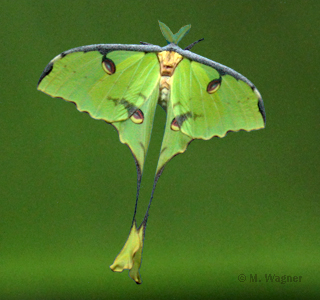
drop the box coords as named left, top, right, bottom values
left=238, top=274, right=302, bottom=284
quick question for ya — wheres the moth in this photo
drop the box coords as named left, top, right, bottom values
left=37, top=21, right=266, bottom=284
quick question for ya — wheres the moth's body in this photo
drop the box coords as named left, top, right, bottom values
left=158, top=75, right=170, bottom=110
left=37, top=21, right=266, bottom=284
left=158, top=51, right=183, bottom=111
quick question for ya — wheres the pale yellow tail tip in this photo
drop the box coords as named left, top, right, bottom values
left=110, top=263, right=142, bottom=284
left=110, top=261, right=131, bottom=273
left=110, top=220, right=145, bottom=284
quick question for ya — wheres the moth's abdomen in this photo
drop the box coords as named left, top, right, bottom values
left=158, top=76, right=170, bottom=110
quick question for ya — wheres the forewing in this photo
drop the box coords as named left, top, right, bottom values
left=38, top=50, right=160, bottom=123
left=38, top=48, right=160, bottom=173
left=171, top=58, right=265, bottom=139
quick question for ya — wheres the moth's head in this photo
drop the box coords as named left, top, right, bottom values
left=158, top=21, right=204, bottom=50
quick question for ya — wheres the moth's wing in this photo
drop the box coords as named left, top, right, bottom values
left=170, top=55, right=266, bottom=140
left=37, top=45, right=161, bottom=173
left=156, top=103, right=192, bottom=174
left=113, top=85, right=159, bottom=175
left=156, top=51, right=266, bottom=172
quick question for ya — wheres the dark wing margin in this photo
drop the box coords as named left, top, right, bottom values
left=37, top=43, right=163, bottom=87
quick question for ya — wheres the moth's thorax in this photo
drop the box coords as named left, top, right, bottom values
left=157, top=51, right=183, bottom=110
left=157, top=51, right=183, bottom=77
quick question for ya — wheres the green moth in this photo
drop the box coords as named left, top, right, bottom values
left=37, top=21, right=266, bottom=284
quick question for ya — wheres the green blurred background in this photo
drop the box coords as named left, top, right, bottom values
left=1, top=1, right=319, bottom=299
